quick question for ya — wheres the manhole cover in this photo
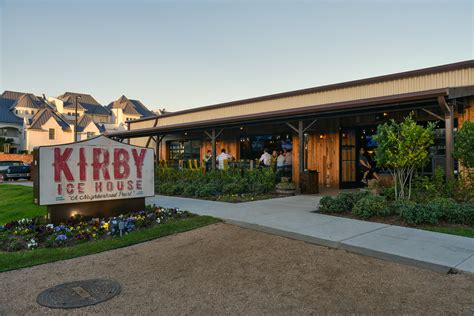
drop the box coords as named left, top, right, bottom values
left=36, top=279, right=121, bottom=309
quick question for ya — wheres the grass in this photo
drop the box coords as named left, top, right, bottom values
left=422, top=226, right=474, bottom=238
left=0, top=215, right=220, bottom=272
left=0, top=185, right=46, bottom=224
left=0, top=184, right=221, bottom=272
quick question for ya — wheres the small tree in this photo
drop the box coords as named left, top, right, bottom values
left=453, top=121, right=474, bottom=169
left=373, top=114, right=435, bottom=200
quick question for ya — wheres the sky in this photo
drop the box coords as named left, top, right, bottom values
left=0, top=0, right=473, bottom=112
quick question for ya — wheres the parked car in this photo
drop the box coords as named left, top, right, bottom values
left=0, top=160, right=31, bottom=181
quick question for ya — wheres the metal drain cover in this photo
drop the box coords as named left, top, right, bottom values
left=36, top=279, right=121, bottom=309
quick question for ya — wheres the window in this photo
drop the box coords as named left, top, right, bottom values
left=87, top=132, right=95, bottom=139
left=48, top=128, right=55, bottom=140
left=168, top=140, right=201, bottom=161
left=15, top=110, right=18, bottom=114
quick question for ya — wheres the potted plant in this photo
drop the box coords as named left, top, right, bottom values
left=275, top=177, right=296, bottom=195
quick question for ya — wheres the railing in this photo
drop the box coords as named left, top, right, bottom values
left=157, top=159, right=267, bottom=171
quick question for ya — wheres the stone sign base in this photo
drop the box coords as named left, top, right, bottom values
left=47, top=197, right=145, bottom=224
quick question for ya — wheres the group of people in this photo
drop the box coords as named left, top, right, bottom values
left=202, top=147, right=293, bottom=173
left=259, top=148, right=292, bottom=176
left=203, top=149, right=234, bottom=170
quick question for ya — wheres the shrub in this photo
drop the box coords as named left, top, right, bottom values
left=453, top=121, right=474, bottom=169
left=394, top=199, right=443, bottom=225
left=155, top=167, right=276, bottom=198
left=352, top=195, right=389, bottom=219
left=318, top=192, right=370, bottom=214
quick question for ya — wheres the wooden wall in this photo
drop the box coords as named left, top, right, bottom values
left=458, top=97, right=474, bottom=127
left=291, top=132, right=340, bottom=189
left=200, top=139, right=240, bottom=161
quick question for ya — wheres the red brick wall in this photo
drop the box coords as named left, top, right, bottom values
left=0, top=153, right=33, bottom=163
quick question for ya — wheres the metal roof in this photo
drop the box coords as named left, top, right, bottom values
left=107, top=88, right=454, bottom=139
left=108, top=95, right=155, bottom=117
left=29, top=108, right=71, bottom=131
left=0, top=97, right=23, bottom=125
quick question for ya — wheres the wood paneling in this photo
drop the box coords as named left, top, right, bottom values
left=458, top=97, right=474, bottom=127
left=291, top=132, right=340, bottom=188
left=200, top=139, right=240, bottom=162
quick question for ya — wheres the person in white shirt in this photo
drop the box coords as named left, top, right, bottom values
left=216, top=148, right=232, bottom=170
left=276, top=151, right=285, bottom=168
left=259, top=149, right=272, bottom=167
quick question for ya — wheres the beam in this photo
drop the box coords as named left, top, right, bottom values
left=438, top=96, right=454, bottom=180
left=303, top=119, right=318, bottom=133
left=421, top=108, right=444, bottom=121
left=286, top=122, right=299, bottom=134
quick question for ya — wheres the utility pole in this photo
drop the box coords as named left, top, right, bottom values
left=74, top=95, right=81, bottom=142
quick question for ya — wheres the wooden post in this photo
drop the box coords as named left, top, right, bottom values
left=211, top=129, right=217, bottom=170
left=298, top=120, right=304, bottom=174
left=438, top=96, right=454, bottom=180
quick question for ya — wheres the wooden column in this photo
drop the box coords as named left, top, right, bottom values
left=211, top=129, right=217, bottom=170
left=438, top=96, right=454, bottom=180
left=204, top=129, right=223, bottom=170
left=298, top=120, right=304, bottom=173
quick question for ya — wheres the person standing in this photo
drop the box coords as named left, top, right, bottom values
left=276, top=151, right=285, bottom=176
left=216, top=148, right=232, bottom=170
left=203, top=149, right=212, bottom=171
left=283, top=149, right=293, bottom=177
left=259, top=148, right=272, bottom=167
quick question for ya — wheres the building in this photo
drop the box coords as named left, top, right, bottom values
left=112, top=60, right=474, bottom=189
left=0, top=91, right=156, bottom=153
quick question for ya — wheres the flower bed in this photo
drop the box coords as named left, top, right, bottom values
left=0, top=206, right=191, bottom=252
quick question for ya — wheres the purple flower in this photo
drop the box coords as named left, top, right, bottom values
left=55, top=234, right=68, bottom=241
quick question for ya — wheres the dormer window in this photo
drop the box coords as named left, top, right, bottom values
left=15, top=110, right=18, bottom=114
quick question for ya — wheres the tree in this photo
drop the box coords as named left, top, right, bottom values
left=453, top=121, right=474, bottom=169
left=373, top=114, right=435, bottom=200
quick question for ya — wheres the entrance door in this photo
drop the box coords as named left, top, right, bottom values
left=339, top=129, right=358, bottom=188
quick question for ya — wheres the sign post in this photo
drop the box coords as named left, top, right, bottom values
left=33, top=136, right=155, bottom=223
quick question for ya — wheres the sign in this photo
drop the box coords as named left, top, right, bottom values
left=36, top=136, right=154, bottom=206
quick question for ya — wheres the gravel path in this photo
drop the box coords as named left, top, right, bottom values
left=1, top=223, right=473, bottom=315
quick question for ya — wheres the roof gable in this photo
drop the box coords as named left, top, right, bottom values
left=11, top=94, right=45, bottom=110
left=30, top=108, right=71, bottom=131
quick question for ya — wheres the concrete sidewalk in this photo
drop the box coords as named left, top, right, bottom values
left=147, top=195, right=474, bottom=274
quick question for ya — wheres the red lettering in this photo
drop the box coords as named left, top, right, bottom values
left=127, top=180, right=133, bottom=190
left=78, top=183, right=85, bottom=194
left=132, top=149, right=147, bottom=178
left=78, top=148, right=88, bottom=181
left=66, top=183, right=74, bottom=194
left=113, top=149, right=130, bottom=179
left=117, top=181, right=124, bottom=191
left=95, top=182, right=103, bottom=192
left=92, top=148, right=110, bottom=180
left=57, top=183, right=62, bottom=195
left=136, top=179, right=142, bottom=190
left=53, top=148, right=74, bottom=182
left=106, top=181, right=113, bottom=191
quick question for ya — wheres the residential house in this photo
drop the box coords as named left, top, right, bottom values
left=0, top=90, right=156, bottom=153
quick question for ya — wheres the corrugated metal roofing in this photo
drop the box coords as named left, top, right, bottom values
left=11, top=94, right=46, bottom=109
left=108, top=95, right=155, bottom=117
left=1, top=90, right=27, bottom=101
left=59, top=92, right=110, bottom=115
left=29, top=108, right=71, bottom=130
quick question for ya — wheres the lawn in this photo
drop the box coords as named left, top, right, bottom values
left=0, top=185, right=46, bottom=224
left=423, top=226, right=474, bottom=238
left=0, top=184, right=220, bottom=272
left=0, top=215, right=219, bottom=272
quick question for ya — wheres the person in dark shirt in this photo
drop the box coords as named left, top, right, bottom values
left=359, top=147, right=379, bottom=184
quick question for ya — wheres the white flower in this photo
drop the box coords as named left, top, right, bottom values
left=27, top=239, right=38, bottom=249
left=46, top=224, right=54, bottom=229
left=156, top=218, right=161, bottom=224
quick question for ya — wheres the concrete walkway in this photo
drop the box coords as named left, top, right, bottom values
left=147, top=195, right=474, bottom=274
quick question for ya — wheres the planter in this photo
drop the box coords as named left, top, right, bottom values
left=276, top=188, right=296, bottom=196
